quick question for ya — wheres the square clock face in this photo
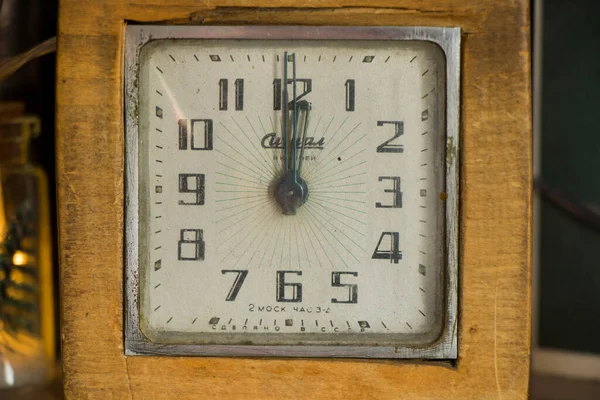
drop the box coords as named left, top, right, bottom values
left=125, top=26, right=459, bottom=359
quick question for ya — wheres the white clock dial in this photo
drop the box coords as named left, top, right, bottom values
left=132, top=34, right=452, bottom=349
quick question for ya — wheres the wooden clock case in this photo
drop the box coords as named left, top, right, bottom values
left=57, top=0, right=531, bottom=398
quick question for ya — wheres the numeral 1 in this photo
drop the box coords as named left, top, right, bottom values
left=272, top=79, right=282, bottom=110
left=234, top=79, right=244, bottom=110
left=345, top=79, right=355, bottom=111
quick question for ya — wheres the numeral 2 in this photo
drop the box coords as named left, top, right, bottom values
left=376, top=120, right=404, bottom=153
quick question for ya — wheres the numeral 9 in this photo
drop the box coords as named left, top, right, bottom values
left=178, top=173, right=205, bottom=205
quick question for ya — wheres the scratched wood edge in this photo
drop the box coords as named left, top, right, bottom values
left=56, top=1, right=532, bottom=398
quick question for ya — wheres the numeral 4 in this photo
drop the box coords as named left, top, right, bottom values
left=372, top=232, right=402, bottom=264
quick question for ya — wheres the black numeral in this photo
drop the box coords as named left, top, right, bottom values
left=218, top=79, right=244, bottom=111
left=276, top=271, right=302, bottom=302
left=331, top=272, right=358, bottom=304
left=218, top=79, right=228, bottom=110
left=221, top=270, right=248, bottom=301
left=178, top=173, right=205, bottom=205
left=372, top=232, right=402, bottom=264
left=273, top=78, right=312, bottom=110
left=376, top=120, right=404, bottom=153
left=273, top=79, right=282, bottom=110
left=345, top=79, right=355, bottom=111
left=235, top=79, right=244, bottom=110
left=178, top=119, right=213, bottom=150
left=376, top=176, right=402, bottom=208
left=177, top=229, right=205, bottom=261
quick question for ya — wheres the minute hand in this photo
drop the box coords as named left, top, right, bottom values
left=275, top=52, right=309, bottom=215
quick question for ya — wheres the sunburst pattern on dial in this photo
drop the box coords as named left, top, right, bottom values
left=137, top=39, right=446, bottom=346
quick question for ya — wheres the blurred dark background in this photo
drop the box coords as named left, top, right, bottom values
left=537, top=0, right=600, bottom=354
left=0, top=0, right=59, bottom=351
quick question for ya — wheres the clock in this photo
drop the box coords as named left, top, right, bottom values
left=124, top=26, right=459, bottom=358
left=57, top=1, right=532, bottom=398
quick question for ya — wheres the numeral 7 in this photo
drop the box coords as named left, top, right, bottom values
left=221, top=270, right=249, bottom=301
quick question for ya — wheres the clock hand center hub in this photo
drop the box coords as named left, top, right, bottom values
left=275, top=170, right=309, bottom=215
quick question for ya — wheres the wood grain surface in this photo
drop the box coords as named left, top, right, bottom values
left=56, top=0, right=532, bottom=398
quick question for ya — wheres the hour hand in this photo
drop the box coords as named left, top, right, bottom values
left=295, top=100, right=311, bottom=175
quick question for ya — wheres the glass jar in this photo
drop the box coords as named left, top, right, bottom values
left=0, top=114, right=55, bottom=388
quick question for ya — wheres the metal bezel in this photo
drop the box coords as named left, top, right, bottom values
left=125, top=25, right=460, bottom=359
